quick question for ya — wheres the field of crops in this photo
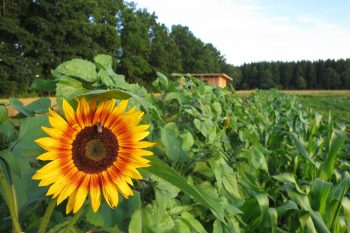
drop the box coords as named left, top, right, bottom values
left=1, top=55, right=350, bottom=233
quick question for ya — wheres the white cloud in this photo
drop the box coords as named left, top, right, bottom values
left=132, top=0, right=350, bottom=65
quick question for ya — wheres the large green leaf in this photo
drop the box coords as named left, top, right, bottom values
left=78, top=89, right=131, bottom=100
left=181, top=211, right=207, bottom=233
left=310, top=179, right=333, bottom=217
left=291, top=133, right=316, bottom=166
left=144, top=156, right=226, bottom=224
left=241, top=193, right=269, bottom=228
left=12, top=116, right=49, bottom=157
left=55, top=58, right=97, bottom=82
left=86, top=192, right=141, bottom=228
left=0, top=121, right=16, bottom=140
left=9, top=98, right=32, bottom=117
left=94, top=54, right=113, bottom=71
left=129, top=209, right=142, bottom=233
left=310, top=211, right=331, bottom=233
left=318, top=129, right=346, bottom=180
left=98, top=69, right=115, bottom=87
left=0, top=150, right=21, bottom=176
left=24, top=98, right=51, bottom=114
left=56, top=77, right=89, bottom=99
left=160, top=123, right=187, bottom=162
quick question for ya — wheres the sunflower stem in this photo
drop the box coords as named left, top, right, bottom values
left=37, top=198, right=56, bottom=233
left=0, top=169, right=22, bottom=233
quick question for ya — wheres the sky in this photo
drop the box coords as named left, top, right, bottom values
left=130, top=0, right=350, bottom=65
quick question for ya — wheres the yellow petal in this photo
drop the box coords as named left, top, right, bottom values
left=66, top=190, right=77, bottom=214
left=101, top=172, right=119, bottom=207
left=73, top=175, right=90, bottom=213
left=62, top=99, right=80, bottom=130
left=126, top=106, right=137, bottom=114
left=76, top=98, right=87, bottom=128
left=90, top=174, right=101, bottom=213
left=48, top=109, right=69, bottom=131
left=100, top=99, right=116, bottom=123
left=108, top=167, right=133, bottom=198
left=37, top=151, right=70, bottom=161
left=46, top=165, right=77, bottom=197
left=92, top=100, right=106, bottom=123
left=35, top=159, right=66, bottom=175
left=35, top=137, right=71, bottom=151
left=56, top=172, right=84, bottom=205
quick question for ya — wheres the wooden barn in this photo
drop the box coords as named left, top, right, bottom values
left=190, top=73, right=233, bottom=88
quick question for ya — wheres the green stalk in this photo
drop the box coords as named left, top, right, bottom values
left=0, top=170, right=22, bottom=233
left=37, top=198, right=57, bottom=233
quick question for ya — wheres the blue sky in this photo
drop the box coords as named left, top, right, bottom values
left=130, top=0, right=350, bottom=65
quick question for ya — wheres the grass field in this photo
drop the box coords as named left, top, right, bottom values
left=234, top=90, right=350, bottom=126
left=296, top=94, right=350, bottom=126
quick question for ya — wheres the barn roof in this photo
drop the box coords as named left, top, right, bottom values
left=188, top=73, right=233, bottom=81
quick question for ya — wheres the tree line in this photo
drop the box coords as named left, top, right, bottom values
left=1, top=1, right=349, bottom=97
left=0, top=0, right=238, bottom=97
left=238, top=59, right=350, bottom=90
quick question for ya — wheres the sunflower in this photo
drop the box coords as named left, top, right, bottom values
left=32, top=97, right=154, bottom=214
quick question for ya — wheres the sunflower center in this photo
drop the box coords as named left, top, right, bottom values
left=72, top=125, right=118, bottom=174
left=85, top=139, right=106, bottom=161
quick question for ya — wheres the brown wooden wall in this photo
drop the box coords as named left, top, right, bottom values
left=203, top=76, right=227, bottom=88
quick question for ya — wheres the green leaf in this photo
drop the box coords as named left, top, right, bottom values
left=165, top=92, right=188, bottom=105
left=273, top=173, right=304, bottom=194
left=141, top=204, right=176, bottom=233
left=276, top=200, right=299, bottom=216
left=310, top=179, right=333, bottom=216
left=56, top=77, right=89, bottom=99
left=318, top=130, right=346, bottom=180
left=55, top=58, right=97, bottom=82
left=286, top=189, right=312, bottom=211
left=94, top=54, right=113, bottom=71
left=129, top=209, right=142, bottom=233
left=175, top=219, right=192, bottom=233
left=98, top=69, right=115, bottom=88
left=144, top=156, right=226, bottom=225
left=181, top=130, right=194, bottom=151
left=0, top=121, right=16, bottom=140
left=9, top=98, right=32, bottom=117
left=79, top=89, right=131, bottom=100
left=241, top=193, right=269, bottom=227
left=342, top=197, right=350, bottom=233
left=0, top=150, right=21, bottom=176
left=12, top=116, right=49, bottom=157
left=181, top=211, right=207, bottom=233
left=213, top=219, right=224, bottom=233
left=160, top=123, right=187, bottom=162
left=268, top=208, right=278, bottom=233
left=153, top=72, right=169, bottom=91
left=291, top=133, right=316, bottom=166
left=310, top=211, right=331, bottom=233
left=24, top=98, right=51, bottom=113
left=30, top=78, right=56, bottom=92
left=0, top=106, right=8, bottom=122
left=86, top=192, right=141, bottom=228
